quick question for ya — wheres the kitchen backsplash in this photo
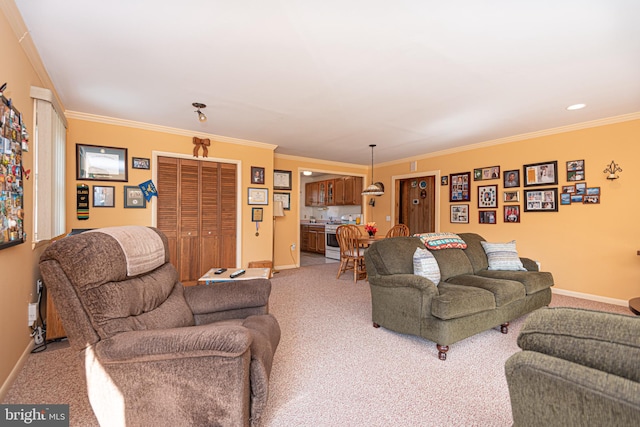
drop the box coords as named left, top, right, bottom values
left=301, top=205, right=362, bottom=222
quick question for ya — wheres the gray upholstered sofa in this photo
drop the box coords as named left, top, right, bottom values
left=39, top=226, right=280, bottom=427
left=506, top=307, right=640, bottom=426
left=364, top=233, right=553, bottom=360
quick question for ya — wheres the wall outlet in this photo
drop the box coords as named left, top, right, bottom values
left=28, top=303, right=37, bottom=326
left=290, top=243, right=296, bottom=250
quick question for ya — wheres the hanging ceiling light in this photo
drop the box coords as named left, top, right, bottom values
left=192, top=102, right=207, bottom=122
left=362, top=144, right=384, bottom=196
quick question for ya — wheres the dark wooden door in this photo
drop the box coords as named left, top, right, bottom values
left=397, top=176, right=435, bottom=234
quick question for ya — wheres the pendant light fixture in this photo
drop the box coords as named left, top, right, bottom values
left=362, top=144, right=384, bottom=196
left=192, top=102, right=207, bottom=122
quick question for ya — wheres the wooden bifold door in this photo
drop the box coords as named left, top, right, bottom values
left=157, top=156, right=237, bottom=285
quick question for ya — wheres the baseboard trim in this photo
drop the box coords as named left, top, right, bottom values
left=0, top=340, right=35, bottom=401
left=552, top=288, right=628, bottom=307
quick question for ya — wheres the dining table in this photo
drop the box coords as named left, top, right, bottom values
left=357, top=234, right=386, bottom=247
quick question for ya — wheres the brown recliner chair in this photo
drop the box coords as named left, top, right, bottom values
left=39, top=226, right=280, bottom=427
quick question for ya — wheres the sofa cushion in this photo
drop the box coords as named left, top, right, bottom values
left=431, top=283, right=496, bottom=320
left=476, top=270, right=553, bottom=295
left=366, top=237, right=426, bottom=275
left=458, top=233, right=489, bottom=273
left=413, top=247, right=441, bottom=285
left=430, top=248, right=474, bottom=281
left=446, top=274, right=525, bottom=307
left=481, top=240, right=527, bottom=271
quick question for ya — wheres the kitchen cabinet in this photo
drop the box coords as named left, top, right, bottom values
left=300, top=224, right=325, bottom=254
left=305, top=176, right=363, bottom=206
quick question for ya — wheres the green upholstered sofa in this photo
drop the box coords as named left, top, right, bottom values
left=364, top=233, right=553, bottom=360
left=506, top=307, right=640, bottom=426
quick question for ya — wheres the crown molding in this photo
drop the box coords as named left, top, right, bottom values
left=275, top=153, right=367, bottom=170
left=65, top=111, right=278, bottom=151
left=380, top=111, right=640, bottom=167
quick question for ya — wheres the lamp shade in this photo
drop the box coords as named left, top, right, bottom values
left=274, top=201, right=285, bottom=217
left=361, top=183, right=384, bottom=196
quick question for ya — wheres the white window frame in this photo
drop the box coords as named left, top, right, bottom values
left=31, top=86, right=67, bottom=242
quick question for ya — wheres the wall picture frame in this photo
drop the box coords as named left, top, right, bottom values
left=274, top=192, right=291, bottom=210
left=77, top=144, right=128, bottom=182
left=251, top=207, right=264, bottom=222
left=523, top=160, right=558, bottom=187
left=449, top=172, right=470, bottom=202
left=504, top=205, right=520, bottom=223
left=566, top=159, right=585, bottom=181
left=248, top=187, right=268, bottom=205
left=474, top=166, right=500, bottom=181
left=251, top=166, right=265, bottom=185
left=478, top=185, right=498, bottom=208
left=479, top=210, right=497, bottom=224
left=524, top=188, right=558, bottom=212
left=450, top=204, right=469, bottom=223
left=93, top=185, right=115, bottom=207
left=503, top=169, right=520, bottom=188
left=132, top=157, right=150, bottom=170
left=274, top=169, right=292, bottom=190
left=124, top=185, right=147, bottom=208
left=503, top=190, right=520, bottom=202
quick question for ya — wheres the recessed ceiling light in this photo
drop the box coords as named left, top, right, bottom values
left=567, top=103, right=586, bottom=111
left=303, top=171, right=313, bottom=176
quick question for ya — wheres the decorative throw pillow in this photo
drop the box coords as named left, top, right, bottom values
left=481, top=240, right=527, bottom=271
left=413, top=232, right=468, bottom=250
left=413, top=247, right=441, bottom=285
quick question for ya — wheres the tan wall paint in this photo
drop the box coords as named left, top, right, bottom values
left=66, top=118, right=275, bottom=268
left=372, top=119, right=640, bottom=302
left=0, top=7, right=45, bottom=394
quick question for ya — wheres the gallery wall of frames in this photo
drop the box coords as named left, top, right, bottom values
left=446, top=159, right=599, bottom=225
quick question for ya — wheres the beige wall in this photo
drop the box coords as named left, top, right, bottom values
left=0, top=6, right=45, bottom=396
left=370, top=118, right=640, bottom=302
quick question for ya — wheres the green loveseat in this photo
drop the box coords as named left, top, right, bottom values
left=506, top=307, right=640, bottom=426
left=364, top=233, right=553, bottom=360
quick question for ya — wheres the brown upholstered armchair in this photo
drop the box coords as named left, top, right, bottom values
left=39, top=226, right=280, bottom=427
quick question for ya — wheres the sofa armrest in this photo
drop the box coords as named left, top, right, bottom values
left=517, top=307, right=640, bottom=382
left=369, top=274, right=439, bottom=294
left=506, top=351, right=640, bottom=425
left=94, top=323, right=252, bottom=363
left=519, top=257, right=539, bottom=271
left=183, top=278, right=271, bottom=315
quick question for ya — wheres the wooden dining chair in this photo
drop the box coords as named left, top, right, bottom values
left=336, top=225, right=367, bottom=282
left=385, top=223, right=410, bottom=237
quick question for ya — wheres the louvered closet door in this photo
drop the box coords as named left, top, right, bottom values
left=157, top=156, right=237, bottom=284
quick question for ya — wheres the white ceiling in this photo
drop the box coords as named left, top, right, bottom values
left=14, top=0, right=640, bottom=165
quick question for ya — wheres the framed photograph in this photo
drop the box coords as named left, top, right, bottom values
left=583, top=187, right=600, bottom=204
left=124, top=185, right=146, bottom=208
left=274, top=192, right=291, bottom=210
left=523, top=160, right=558, bottom=187
left=575, top=182, right=587, bottom=195
left=503, top=169, right=520, bottom=188
left=479, top=210, right=497, bottom=224
left=252, top=207, right=264, bottom=222
left=566, top=160, right=585, bottom=181
left=571, top=194, right=584, bottom=203
left=449, top=172, right=471, bottom=202
left=474, top=166, right=500, bottom=181
left=441, top=176, right=448, bottom=186
left=251, top=166, right=265, bottom=185
left=524, top=188, right=558, bottom=212
left=93, top=185, right=115, bottom=207
left=504, top=205, right=520, bottom=223
left=450, top=204, right=469, bottom=223
left=248, top=187, right=268, bottom=205
left=478, top=185, right=498, bottom=208
left=132, top=157, right=150, bottom=170
left=274, top=169, right=292, bottom=190
left=562, top=185, right=576, bottom=194
left=503, top=190, right=520, bottom=202
left=77, top=144, right=128, bottom=181
left=560, top=193, right=572, bottom=205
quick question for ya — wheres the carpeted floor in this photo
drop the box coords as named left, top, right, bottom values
left=3, top=263, right=633, bottom=426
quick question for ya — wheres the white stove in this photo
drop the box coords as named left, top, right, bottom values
left=324, top=223, right=341, bottom=260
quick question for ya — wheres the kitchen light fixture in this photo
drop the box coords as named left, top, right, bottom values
left=192, top=102, right=207, bottom=122
left=567, top=103, right=586, bottom=111
left=303, top=170, right=313, bottom=176
left=603, top=160, right=622, bottom=180
left=362, top=144, right=384, bottom=196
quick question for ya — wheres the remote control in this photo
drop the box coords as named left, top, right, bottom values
left=229, top=269, right=245, bottom=278
left=214, top=268, right=227, bottom=274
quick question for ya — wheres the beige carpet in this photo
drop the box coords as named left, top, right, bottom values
left=3, top=263, right=632, bottom=426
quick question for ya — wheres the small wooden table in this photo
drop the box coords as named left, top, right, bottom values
left=357, top=235, right=386, bottom=247
left=198, top=268, right=270, bottom=285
